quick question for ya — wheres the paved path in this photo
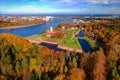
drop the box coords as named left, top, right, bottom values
left=27, top=38, right=58, bottom=45
left=27, top=39, right=41, bottom=44
left=27, top=38, right=82, bottom=53
left=58, top=45, right=82, bottom=53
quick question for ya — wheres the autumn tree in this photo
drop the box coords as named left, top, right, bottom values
left=68, top=68, right=86, bottom=80
left=54, top=74, right=65, bottom=80
left=92, top=49, right=106, bottom=80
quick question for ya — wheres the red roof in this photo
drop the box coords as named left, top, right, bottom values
left=47, top=31, right=57, bottom=35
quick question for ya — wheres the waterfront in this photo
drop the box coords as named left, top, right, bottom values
left=26, top=29, right=94, bottom=53
left=76, top=30, right=93, bottom=53
left=40, top=30, right=93, bottom=53
left=0, top=17, right=97, bottom=53
left=0, top=0, right=120, bottom=79
left=0, top=18, right=73, bottom=37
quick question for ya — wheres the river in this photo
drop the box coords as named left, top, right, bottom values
left=0, top=18, right=93, bottom=53
left=40, top=30, right=93, bottom=53
left=76, top=30, right=93, bottom=53
left=0, top=18, right=73, bottom=37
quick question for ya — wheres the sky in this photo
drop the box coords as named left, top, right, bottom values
left=0, top=0, right=120, bottom=14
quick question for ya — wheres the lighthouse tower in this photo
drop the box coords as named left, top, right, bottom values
left=50, top=26, right=53, bottom=32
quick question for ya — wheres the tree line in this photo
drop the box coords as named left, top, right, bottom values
left=0, top=18, right=120, bottom=80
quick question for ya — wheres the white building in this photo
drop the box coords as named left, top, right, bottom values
left=62, top=26, right=65, bottom=30
left=50, top=26, right=53, bottom=32
left=45, top=16, right=54, bottom=21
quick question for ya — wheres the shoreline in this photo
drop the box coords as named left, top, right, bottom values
left=0, top=22, right=47, bottom=30
left=27, top=38, right=82, bottom=53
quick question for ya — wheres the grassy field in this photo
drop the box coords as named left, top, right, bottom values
left=79, top=36, right=97, bottom=49
left=62, top=38, right=81, bottom=48
left=25, top=34, right=40, bottom=40
left=26, top=29, right=81, bottom=49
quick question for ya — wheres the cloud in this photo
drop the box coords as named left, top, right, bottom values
left=38, top=0, right=119, bottom=5
left=1, top=5, right=86, bottom=14
left=15, top=5, right=40, bottom=12
left=1, top=5, right=41, bottom=13
left=85, top=0, right=120, bottom=4
left=85, top=0, right=109, bottom=4
left=1, top=0, right=120, bottom=14
left=110, top=0, right=120, bottom=3
left=39, top=0, right=83, bottom=6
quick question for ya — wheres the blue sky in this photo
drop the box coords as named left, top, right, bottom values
left=0, top=0, right=120, bottom=14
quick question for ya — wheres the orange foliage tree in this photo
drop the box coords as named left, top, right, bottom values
left=69, top=68, right=86, bottom=80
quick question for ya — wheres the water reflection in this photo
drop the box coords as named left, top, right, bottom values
left=0, top=18, right=73, bottom=37
left=76, top=30, right=93, bottom=53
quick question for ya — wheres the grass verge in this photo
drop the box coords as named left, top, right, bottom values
left=26, top=29, right=81, bottom=49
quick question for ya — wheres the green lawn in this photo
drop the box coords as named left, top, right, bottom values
left=65, top=29, right=76, bottom=39
left=26, top=29, right=81, bottom=49
left=79, top=36, right=97, bottom=49
left=25, top=34, right=41, bottom=40
left=62, top=38, right=81, bottom=48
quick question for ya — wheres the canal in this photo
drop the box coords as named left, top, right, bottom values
left=76, top=30, right=93, bottom=53
left=40, top=30, right=93, bottom=53
left=0, top=18, right=93, bottom=53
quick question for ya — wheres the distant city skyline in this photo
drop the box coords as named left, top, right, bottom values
left=0, top=0, right=120, bottom=14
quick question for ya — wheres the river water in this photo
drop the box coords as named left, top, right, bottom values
left=40, top=30, right=93, bottom=53
left=0, top=18, right=73, bottom=37
left=0, top=18, right=93, bottom=52
left=76, top=30, right=93, bottom=53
